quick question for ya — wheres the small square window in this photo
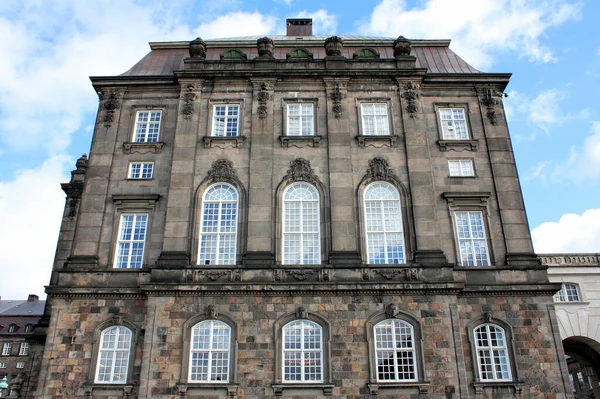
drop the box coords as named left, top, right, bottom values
left=287, top=104, right=314, bottom=136
left=212, top=105, right=240, bottom=137
left=439, top=108, right=469, bottom=140
left=360, top=103, right=390, bottom=136
left=16, top=362, right=25, bottom=369
left=448, top=160, right=474, bottom=177
left=128, top=162, right=154, bottom=179
left=133, top=110, right=162, bottom=142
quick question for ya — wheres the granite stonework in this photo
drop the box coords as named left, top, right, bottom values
left=36, top=20, right=573, bottom=399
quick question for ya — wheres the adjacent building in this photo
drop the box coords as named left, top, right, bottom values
left=36, top=19, right=576, bottom=398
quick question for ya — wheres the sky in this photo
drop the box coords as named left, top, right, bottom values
left=1, top=0, right=599, bottom=299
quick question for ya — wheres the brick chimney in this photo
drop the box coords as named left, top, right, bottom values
left=286, top=18, right=312, bottom=37
left=27, top=294, right=39, bottom=302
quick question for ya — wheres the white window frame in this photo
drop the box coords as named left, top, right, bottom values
left=448, top=159, right=475, bottom=177
left=1, top=344, right=11, bottom=356
left=554, top=283, right=581, bottom=302
left=282, top=320, right=324, bottom=383
left=0, top=362, right=6, bottom=368
left=282, top=183, right=321, bottom=265
left=363, top=182, right=406, bottom=264
left=373, top=319, right=417, bottom=382
left=18, top=343, right=28, bottom=356
left=133, top=110, right=162, bottom=143
left=188, top=320, right=232, bottom=383
left=114, top=213, right=148, bottom=269
left=16, top=362, right=24, bottom=369
left=473, top=323, right=512, bottom=382
left=128, top=162, right=154, bottom=179
left=286, top=103, right=315, bottom=136
left=439, top=107, right=469, bottom=140
left=95, top=326, right=133, bottom=384
left=211, top=104, right=241, bottom=137
left=454, top=211, right=490, bottom=266
left=24, top=325, right=33, bottom=333
left=198, top=183, right=239, bottom=266
left=360, top=103, right=390, bottom=136
left=7, top=325, right=16, bottom=333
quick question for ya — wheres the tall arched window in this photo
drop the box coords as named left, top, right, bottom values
left=282, top=320, right=323, bottom=382
left=198, top=183, right=239, bottom=265
left=189, top=320, right=232, bottom=382
left=473, top=323, right=512, bottom=381
left=373, top=319, right=417, bottom=381
left=363, top=182, right=405, bottom=264
left=95, top=326, right=133, bottom=383
left=282, top=183, right=320, bottom=265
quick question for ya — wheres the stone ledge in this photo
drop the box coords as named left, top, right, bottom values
left=473, top=380, right=524, bottom=394
left=177, top=383, right=238, bottom=397
left=272, top=383, right=334, bottom=396
left=368, top=382, right=430, bottom=395
left=437, top=139, right=478, bottom=151
left=123, top=141, right=164, bottom=154
left=83, top=383, right=135, bottom=397
left=279, top=135, right=321, bottom=148
left=202, top=135, right=246, bottom=148
left=356, top=135, right=399, bottom=148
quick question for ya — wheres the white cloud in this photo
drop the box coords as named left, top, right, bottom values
left=197, top=12, right=278, bottom=38
left=532, top=209, right=600, bottom=253
left=358, top=0, right=582, bottom=69
left=550, top=121, right=600, bottom=182
left=0, top=155, right=70, bottom=299
left=292, top=10, right=338, bottom=35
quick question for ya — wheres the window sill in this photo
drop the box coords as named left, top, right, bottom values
left=202, top=135, right=246, bottom=148
left=554, top=301, right=590, bottom=305
left=84, top=383, right=135, bottom=397
left=437, top=139, right=478, bottom=151
left=368, top=382, right=430, bottom=395
left=123, top=141, right=164, bottom=154
left=125, top=178, right=154, bottom=181
left=178, top=383, right=239, bottom=397
left=279, top=135, right=321, bottom=148
left=448, top=175, right=477, bottom=178
left=473, top=380, right=524, bottom=394
left=272, top=383, right=334, bottom=397
left=356, top=134, right=399, bottom=148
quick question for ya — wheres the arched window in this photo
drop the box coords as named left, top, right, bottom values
left=282, top=320, right=323, bottom=382
left=198, top=183, right=239, bottom=265
left=373, top=319, right=417, bottom=381
left=95, top=326, right=133, bottom=383
left=189, top=320, right=232, bottom=382
left=473, top=323, right=512, bottom=381
left=282, top=183, right=320, bottom=265
left=363, top=182, right=405, bottom=264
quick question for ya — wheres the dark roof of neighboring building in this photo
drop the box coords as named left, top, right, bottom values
left=0, top=300, right=45, bottom=316
left=120, top=36, right=481, bottom=77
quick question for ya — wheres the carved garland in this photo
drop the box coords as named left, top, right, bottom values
left=365, top=157, right=396, bottom=182
left=256, top=83, right=271, bottom=120
left=181, top=84, right=197, bottom=120
left=329, top=81, right=345, bottom=118
left=401, top=81, right=419, bottom=117
left=100, top=90, right=121, bottom=128
left=479, top=87, right=507, bottom=125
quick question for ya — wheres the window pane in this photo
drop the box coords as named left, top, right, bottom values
left=287, top=104, right=314, bottom=136
left=115, top=214, right=147, bottom=269
left=190, top=321, right=231, bottom=382
left=374, top=320, right=416, bottom=381
left=282, top=183, right=320, bottom=264
left=455, top=211, right=490, bottom=266
left=474, top=324, right=511, bottom=381
left=282, top=320, right=323, bottom=382
left=96, top=326, right=132, bottom=383
left=199, top=184, right=239, bottom=265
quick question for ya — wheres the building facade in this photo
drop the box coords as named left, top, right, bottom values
left=37, top=19, right=574, bottom=398
left=541, top=253, right=600, bottom=398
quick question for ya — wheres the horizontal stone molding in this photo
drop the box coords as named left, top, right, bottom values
left=279, top=135, right=321, bottom=148
left=202, top=135, right=246, bottom=148
left=437, top=139, right=478, bottom=151
left=539, top=253, right=600, bottom=266
left=356, top=134, right=399, bottom=148
left=122, top=141, right=164, bottom=154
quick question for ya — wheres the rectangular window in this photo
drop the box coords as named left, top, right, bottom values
left=448, top=160, right=474, bottom=176
left=133, top=110, right=162, bottom=142
left=361, top=103, right=390, bottom=135
left=554, top=284, right=581, bottom=302
left=454, top=211, right=490, bottom=266
left=0, top=362, right=6, bottom=368
left=128, top=162, right=154, bottom=179
left=19, top=343, right=29, bottom=356
left=2, top=344, right=11, bottom=356
left=114, top=213, right=148, bottom=269
left=439, top=108, right=469, bottom=140
left=287, top=104, right=314, bottom=136
left=16, top=362, right=25, bottom=369
left=212, top=105, right=240, bottom=137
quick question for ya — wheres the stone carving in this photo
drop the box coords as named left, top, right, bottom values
left=393, top=36, right=411, bottom=57
left=274, top=269, right=282, bottom=282
left=233, top=269, right=242, bottom=282
left=483, top=311, right=494, bottom=323
left=362, top=269, right=371, bottom=281
left=402, top=81, right=419, bottom=117
left=206, top=305, right=219, bottom=319
left=285, top=158, right=319, bottom=183
left=8, top=373, right=25, bottom=397
left=366, top=157, right=396, bottom=181
left=385, top=304, right=400, bottom=318
left=256, top=83, right=271, bottom=120
left=405, top=268, right=418, bottom=281
left=288, top=269, right=314, bottom=281
left=376, top=269, right=401, bottom=280
left=186, top=270, right=193, bottom=281
left=203, top=270, right=228, bottom=281
left=189, top=37, right=207, bottom=59
left=181, top=84, right=197, bottom=120
left=208, top=159, right=238, bottom=183
left=256, top=37, right=274, bottom=58
left=479, top=87, right=507, bottom=125
left=61, top=154, right=88, bottom=218
left=111, top=315, right=124, bottom=325
left=324, top=36, right=344, bottom=57
left=329, top=81, right=345, bottom=118
left=102, top=90, right=120, bottom=128
left=296, top=307, right=308, bottom=319
left=321, top=269, right=330, bottom=281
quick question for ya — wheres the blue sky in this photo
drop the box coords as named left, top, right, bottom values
left=1, top=0, right=599, bottom=298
